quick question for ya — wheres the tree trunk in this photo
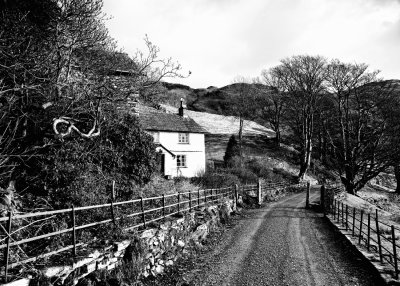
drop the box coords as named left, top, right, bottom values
left=298, top=115, right=313, bottom=181
left=275, top=113, right=281, bottom=147
left=238, top=117, right=244, bottom=167
left=341, top=168, right=357, bottom=195
left=275, top=129, right=281, bottom=147
left=395, top=164, right=400, bottom=193
left=298, top=141, right=312, bottom=180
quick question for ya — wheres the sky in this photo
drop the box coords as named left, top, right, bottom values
left=103, top=0, right=400, bottom=88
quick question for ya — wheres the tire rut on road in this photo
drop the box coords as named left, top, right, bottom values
left=188, top=190, right=385, bottom=286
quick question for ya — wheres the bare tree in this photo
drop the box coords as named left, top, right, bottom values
left=266, top=55, right=327, bottom=180
left=325, top=60, right=400, bottom=194
left=226, top=76, right=260, bottom=166
left=260, top=71, right=287, bottom=147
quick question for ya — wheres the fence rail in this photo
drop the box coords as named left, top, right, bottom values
left=0, top=184, right=259, bottom=283
left=328, top=193, right=400, bottom=279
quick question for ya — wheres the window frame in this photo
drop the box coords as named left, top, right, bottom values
left=178, top=132, right=189, bottom=144
left=176, top=155, right=187, bottom=168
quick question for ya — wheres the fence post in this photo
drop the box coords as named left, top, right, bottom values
left=376, top=209, right=383, bottom=262
left=359, top=210, right=364, bottom=245
left=189, top=191, right=192, bottom=212
left=392, top=225, right=399, bottom=279
left=71, top=205, right=77, bottom=258
left=204, top=189, right=207, bottom=204
left=110, top=183, right=116, bottom=225
left=367, top=214, right=371, bottom=251
left=320, top=185, right=325, bottom=215
left=341, top=202, right=344, bottom=225
left=112, top=180, right=116, bottom=200
left=345, top=205, right=348, bottom=231
left=140, top=197, right=146, bottom=228
left=235, top=184, right=238, bottom=207
left=198, top=189, right=200, bottom=208
left=352, top=208, right=356, bottom=236
left=4, top=211, right=12, bottom=283
left=306, top=181, right=310, bottom=209
left=333, top=199, right=336, bottom=220
left=257, top=179, right=262, bottom=206
left=337, top=201, right=340, bottom=223
left=177, top=192, right=181, bottom=214
left=162, top=194, right=166, bottom=219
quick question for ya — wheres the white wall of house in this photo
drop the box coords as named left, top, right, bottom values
left=153, top=131, right=205, bottom=178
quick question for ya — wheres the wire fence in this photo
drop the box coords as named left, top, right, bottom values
left=327, top=187, right=400, bottom=279
left=0, top=183, right=257, bottom=283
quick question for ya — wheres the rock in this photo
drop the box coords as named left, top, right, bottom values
left=142, top=270, right=150, bottom=278
left=2, top=278, right=31, bottom=286
left=193, top=223, right=208, bottom=242
left=113, top=240, right=131, bottom=252
left=165, top=260, right=174, bottom=266
left=141, top=229, right=157, bottom=240
left=43, top=265, right=72, bottom=278
left=155, top=264, right=164, bottom=274
left=177, top=240, right=185, bottom=248
left=157, top=232, right=166, bottom=243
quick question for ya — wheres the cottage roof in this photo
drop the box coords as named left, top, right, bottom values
left=139, top=112, right=206, bottom=133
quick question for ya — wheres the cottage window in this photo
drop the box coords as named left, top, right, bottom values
left=178, top=133, right=189, bottom=143
left=177, top=155, right=187, bottom=167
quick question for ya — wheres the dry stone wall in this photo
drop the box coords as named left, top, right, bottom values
left=8, top=199, right=236, bottom=286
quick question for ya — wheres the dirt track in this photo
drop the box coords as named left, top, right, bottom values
left=186, top=189, right=385, bottom=286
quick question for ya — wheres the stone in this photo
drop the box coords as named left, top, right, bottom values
left=193, top=223, right=208, bottom=242
left=165, top=260, right=174, bottom=266
left=3, top=278, right=31, bottom=286
left=177, top=239, right=185, bottom=248
left=141, top=229, right=157, bottom=240
left=113, top=240, right=131, bottom=252
left=157, top=232, right=166, bottom=243
left=142, top=270, right=150, bottom=278
left=43, top=265, right=72, bottom=278
left=155, top=264, right=164, bottom=274
left=82, top=262, right=97, bottom=274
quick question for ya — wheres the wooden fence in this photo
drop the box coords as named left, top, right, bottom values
left=327, top=186, right=400, bottom=279
left=0, top=184, right=257, bottom=283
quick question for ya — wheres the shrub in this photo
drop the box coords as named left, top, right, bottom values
left=191, top=170, right=240, bottom=189
left=229, top=168, right=258, bottom=185
left=247, top=158, right=274, bottom=180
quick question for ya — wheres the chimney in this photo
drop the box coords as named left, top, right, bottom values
left=178, top=98, right=184, bottom=117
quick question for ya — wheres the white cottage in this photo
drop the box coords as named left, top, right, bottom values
left=140, top=102, right=206, bottom=178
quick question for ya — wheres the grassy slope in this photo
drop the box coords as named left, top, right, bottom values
left=162, top=104, right=318, bottom=183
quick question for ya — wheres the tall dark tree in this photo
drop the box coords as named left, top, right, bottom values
left=224, top=135, right=240, bottom=167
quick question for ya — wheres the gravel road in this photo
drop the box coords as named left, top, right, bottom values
left=186, top=189, right=385, bottom=286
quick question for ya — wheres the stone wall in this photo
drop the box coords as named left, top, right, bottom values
left=7, top=199, right=236, bottom=286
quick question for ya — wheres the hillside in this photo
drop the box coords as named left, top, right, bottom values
left=158, top=104, right=319, bottom=183
left=161, top=82, right=273, bottom=117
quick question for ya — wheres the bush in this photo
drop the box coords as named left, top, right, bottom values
left=191, top=171, right=240, bottom=189
left=247, top=158, right=274, bottom=179
left=228, top=168, right=258, bottom=185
